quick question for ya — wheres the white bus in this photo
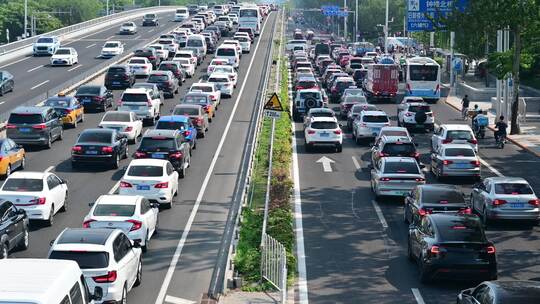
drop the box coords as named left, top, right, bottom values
left=404, top=56, right=441, bottom=103
left=239, top=6, right=261, bottom=36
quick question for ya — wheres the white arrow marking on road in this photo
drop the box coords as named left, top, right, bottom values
left=316, top=156, right=334, bottom=172
left=164, top=295, right=195, bottom=304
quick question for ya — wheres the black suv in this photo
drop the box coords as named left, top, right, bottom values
left=142, top=13, right=159, bottom=26
left=135, top=129, right=191, bottom=178
left=74, top=85, right=114, bottom=112
left=7, top=106, right=63, bottom=148
left=158, top=61, right=186, bottom=83
left=104, top=65, right=135, bottom=89
left=134, top=48, right=159, bottom=68
left=0, top=199, right=29, bottom=258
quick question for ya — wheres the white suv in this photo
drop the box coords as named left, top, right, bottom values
left=431, top=124, right=478, bottom=153
left=48, top=228, right=142, bottom=304
left=118, top=88, right=161, bottom=125
left=397, top=102, right=435, bottom=132
left=304, top=117, right=343, bottom=152
left=352, top=110, right=390, bottom=144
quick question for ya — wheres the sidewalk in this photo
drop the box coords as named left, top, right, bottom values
left=444, top=95, right=540, bottom=157
left=218, top=292, right=281, bottom=304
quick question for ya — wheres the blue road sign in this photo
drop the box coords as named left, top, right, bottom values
left=322, top=5, right=340, bottom=16
left=407, top=0, right=468, bottom=32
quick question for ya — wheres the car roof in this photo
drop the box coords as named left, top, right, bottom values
left=310, top=117, right=338, bottom=123
left=209, top=73, right=230, bottom=79
left=362, top=110, right=387, bottom=116
left=381, top=135, right=413, bottom=143
left=143, top=129, right=179, bottom=138
left=124, top=88, right=149, bottom=94
left=175, top=104, right=202, bottom=109
left=57, top=228, right=117, bottom=245
left=486, top=280, right=540, bottom=299
left=96, top=194, right=143, bottom=205
left=485, top=177, right=530, bottom=184
left=418, top=184, right=460, bottom=192
left=406, top=102, right=429, bottom=107
left=441, top=143, right=475, bottom=150
left=428, top=213, right=480, bottom=227
left=11, top=106, right=50, bottom=115
left=380, top=126, right=408, bottom=132
left=308, top=108, right=333, bottom=113
left=7, top=171, right=47, bottom=179
left=382, top=156, right=417, bottom=163
left=159, top=115, right=189, bottom=122
left=298, top=89, right=321, bottom=93
left=442, top=124, right=472, bottom=130
left=81, top=128, right=115, bottom=135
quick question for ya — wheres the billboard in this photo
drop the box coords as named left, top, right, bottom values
left=407, top=0, right=468, bottom=32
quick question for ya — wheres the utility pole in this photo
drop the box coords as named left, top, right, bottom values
left=343, top=0, right=347, bottom=40
left=24, top=0, right=28, bottom=38
left=355, top=0, right=358, bottom=42
left=384, top=0, right=389, bottom=52
left=106, top=0, right=109, bottom=15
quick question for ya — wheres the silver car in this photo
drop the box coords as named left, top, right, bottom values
left=352, top=110, right=390, bottom=144
left=471, top=177, right=540, bottom=225
left=119, top=22, right=137, bottom=34
left=370, top=157, right=425, bottom=199
left=430, top=144, right=481, bottom=180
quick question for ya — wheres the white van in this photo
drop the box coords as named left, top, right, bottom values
left=0, top=259, right=102, bottom=304
left=185, top=34, right=207, bottom=58
left=174, top=7, right=189, bottom=22
left=216, top=44, right=240, bottom=68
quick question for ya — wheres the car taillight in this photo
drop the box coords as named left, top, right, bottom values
left=418, top=208, right=432, bottom=216
left=470, top=160, right=480, bottom=167
left=101, top=146, right=114, bottom=153
left=405, top=112, right=413, bottom=117
left=443, top=160, right=453, bottom=165
left=170, top=151, right=183, bottom=158
left=72, top=146, right=82, bottom=153
left=134, top=151, right=146, bottom=158
left=194, top=117, right=203, bottom=125
left=32, top=124, right=47, bottom=130
left=210, top=95, right=216, bottom=101
left=468, top=139, right=478, bottom=144
left=184, top=130, right=192, bottom=136
left=64, top=109, right=73, bottom=114
left=93, top=96, right=104, bottom=102
left=203, top=105, right=211, bottom=113
left=93, top=271, right=117, bottom=283
left=413, top=152, right=420, bottom=159
left=458, top=207, right=472, bottom=215
left=127, top=219, right=142, bottom=231
left=6, top=124, right=16, bottom=129
left=378, top=152, right=388, bottom=157
left=124, top=126, right=133, bottom=132
left=120, top=181, right=132, bottom=188
left=333, top=129, right=341, bottom=135
left=82, top=219, right=96, bottom=228
left=379, top=177, right=391, bottom=181
left=442, top=139, right=453, bottom=144
left=528, top=199, right=540, bottom=206
left=492, top=199, right=507, bottom=206
left=415, top=178, right=425, bottom=182
left=154, top=182, right=169, bottom=189
left=307, top=129, right=315, bottom=134
left=29, top=197, right=46, bottom=205
left=430, top=245, right=441, bottom=255
left=148, top=56, right=156, bottom=60
left=486, top=246, right=496, bottom=254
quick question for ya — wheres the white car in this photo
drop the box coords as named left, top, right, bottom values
left=117, top=88, right=161, bottom=125
left=430, top=144, right=481, bottom=180
left=119, top=159, right=179, bottom=209
left=211, top=65, right=238, bottom=86
left=229, top=13, right=239, bottom=24
left=370, top=157, right=425, bottom=198
left=148, top=44, right=170, bottom=60
left=119, top=22, right=137, bottom=34
left=50, top=47, right=78, bottom=66
left=352, top=110, right=391, bottom=144
left=48, top=228, right=142, bottom=304
left=304, top=117, right=343, bottom=152
left=397, top=102, right=435, bottom=132
left=374, top=126, right=412, bottom=143
left=83, top=194, right=159, bottom=251
left=234, top=32, right=252, bottom=42
left=99, top=111, right=143, bottom=144
left=207, top=58, right=230, bottom=76
left=0, top=171, right=68, bottom=226
left=173, top=50, right=197, bottom=66
left=127, top=57, right=153, bottom=77
left=431, top=124, right=478, bottom=153
left=190, top=83, right=221, bottom=106
left=215, top=44, right=239, bottom=68
left=208, top=73, right=234, bottom=98
left=303, top=108, right=337, bottom=127
left=158, top=38, right=179, bottom=55
left=173, top=58, right=195, bottom=77
left=101, top=41, right=124, bottom=58
left=223, top=40, right=243, bottom=57
left=234, top=36, right=251, bottom=53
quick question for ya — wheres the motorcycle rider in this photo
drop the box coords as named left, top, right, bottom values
left=494, top=116, right=508, bottom=143
left=472, top=108, right=487, bottom=136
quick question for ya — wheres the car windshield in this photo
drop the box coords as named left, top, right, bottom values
left=363, top=115, right=389, bottom=123
left=148, top=75, right=170, bottom=82
left=102, top=112, right=130, bottom=122
left=383, top=162, right=419, bottom=174
left=37, top=37, right=54, bottom=43
left=2, top=178, right=43, bottom=192
left=78, top=132, right=112, bottom=144
left=494, top=183, right=534, bottom=195
left=447, top=130, right=473, bottom=140
left=44, top=98, right=70, bottom=108
left=214, top=67, right=233, bottom=73
left=156, top=121, right=187, bottom=130
left=94, top=204, right=136, bottom=216
left=310, top=121, right=337, bottom=129
left=436, top=218, right=485, bottom=242
left=55, top=49, right=70, bottom=55
left=122, top=93, right=148, bottom=103
left=382, top=143, right=416, bottom=154
left=345, top=89, right=363, bottom=96
left=49, top=251, right=109, bottom=269
left=76, top=86, right=101, bottom=95
left=300, top=92, right=320, bottom=99
left=444, top=148, right=475, bottom=157
left=174, top=107, right=199, bottom=115
left=8, top=113, right=43, bottom=124
left=187, top=39, right=203, bottom=47
left=127, top=165, right=163, bottom=177
left=139, top=138, right=176, bottom=150
left=311, top=112, right=333, bottom=118
left=122, top=23, right=133, bottom=27
left=422, top=190, right=465, bottom=205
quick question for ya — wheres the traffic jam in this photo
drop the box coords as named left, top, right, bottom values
left=288, top=25, right=540, bottom=302
left=0, top=3, right=275, bottom=304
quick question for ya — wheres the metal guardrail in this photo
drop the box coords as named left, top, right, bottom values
left=0, top=6, right=177, bottom=56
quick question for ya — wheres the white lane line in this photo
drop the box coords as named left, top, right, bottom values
left=30, top=80, right=49, bottom=90
left=68, top=65, right=82, bottom=72
left=106, top=35, right=115, bottom=40
left=108, top=180, right=120, bottom=195
left=0, top=101, right=5, bottom=105
left=164, top=295, right=196, bottom=304
left=0, top=56, right=31, bottom=69
left=371, top=200, right=388, bottom=229
left=154, top=13, right=272, bottom=304
left=27, top=65, right=43, bottom=73
left=479, top=158, right=504, bottom=177
left=351, top=156, right=361, bottom=170
left=411, top=288, right=426, bottom=304
left=148, top=29, right=155, bottom=33
left=45, top=166, right=54, bottom=172
left=86, top=43, right=97, bottom=48
left=134, top=35, right=142, bottom=40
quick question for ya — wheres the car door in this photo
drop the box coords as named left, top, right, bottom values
left=112, top=234, right=130, bottom=289
left=51, top=110, right=62, bottom=138
left=4, top=203, right=23, bottom=247
left=140, top=198, right=157, bottom=236
left=118, top=234, right=138, bottom=289
left=48, top=174, right=66, bottom=210
left=431, top=127, right=443, bottom=150
left=0, top=203, right=13, bottom=246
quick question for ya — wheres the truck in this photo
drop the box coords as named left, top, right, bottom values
left=363, top=63, right=399, bottom=103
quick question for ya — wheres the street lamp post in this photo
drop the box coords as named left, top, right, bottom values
left=24, top=0, right=28, bottom=38
left=384, top=0, right=389, bottom=52
left=355, top=0, right=358, bottom=42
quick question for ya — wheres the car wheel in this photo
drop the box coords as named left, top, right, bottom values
left=407, top=239, right=414, bottom=261
left=0, top=85, right=4, bottom=96
left=179, top=164, right=186, bottom=179
left=46, top=207, right=54, bottom=227
left=20, top=156, right=25, bottom=170
left=60, top=192, right=68, bottom=212
left=134, top=259, right=142, bottom=286
left=18, top=229, right=29, bottom=250
left=45, top=135, right=52, bottom=149
left=112, top=153, right=120, bottom=169
left=72, top=117, right=77, bottom=128
left=142, top=230, right=149, bottom=253
left=58, top=129, right=63, bottom=141
left=419, top=260, right=431, bottom=284
left=3, top=164, right=11, bottom=179
left=336, top=144, right=342, bottom=153
left=123, top=146, right=129, bottom=159
left=120, top=285, right=127, bottom=304
left=0, top=242, right=7, bottom=259
left=483, top=207, right=491, bottom=226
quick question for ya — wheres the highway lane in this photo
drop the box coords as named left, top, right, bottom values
left=8, top=12, right=277, bottom=304
left=0, top=11, right=179, bottom=115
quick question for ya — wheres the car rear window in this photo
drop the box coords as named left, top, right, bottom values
left=156, top=121, right=187, bottom=131
left=49, top=251, right=109, bottom=269
left=191, top=86, right=212, bottom=93
left=148, top=75, right=170, bottom=82
left=102, top=112, right=130, bottom=122
left=127, top=165, right=164, bottom=177
left=311, top=112, right=333, bottom=118
left=444, top=148, right=475, bottom=157
left=300, top=92, right=320, bottom=99
left=122, top=93, right=148, bottom=103
left=8, top=113, right=43, bottom=124
left=209, top=77, right=228, bottom=83
left=139, top=138, right=176, bottom=150
left=184, top=95, right=208, bottom=104
left=447, top=130, right=473, bottom=140
left=78, top=132, right=112, bottom=144
left=436, top=218, right=484, bottom=242
left=383, top=162, right=419, bottom=174
left=382, top=143, right=416, bottom=154
left=380, top=130, right=408, bottom=137
left=55, top=49, right=71, bottom=55
left=217, top=48, right=236, bottom=56
left=363, top=115, right=389, bottom=123
left=408, top=105, right=431, bottom=112
left=45, top=98, right=71, bottom=108
left=422, top=189, right=466, bottom=205
left=76, top=86, right=101, bottom=95
left=174, top=107, right=199, bottom=115
left=107, top=67, right=126, bottom=74
left=297, top=80, right=316, bottom=88
left=2, top=178, right=43, bottom=192
left=37, top=37, right=53, bottom=43
left=186, top=39, right=203, bottom=47
left=494, top=183, right=534, bottom=195
left=130, top=59, right=146, bottom=64
left=310, top=121, right=337, bottom=129
left=94, top=204, right=136, bottom=216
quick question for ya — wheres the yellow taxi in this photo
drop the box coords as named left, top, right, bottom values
left=0, top=138, right=25, bottom=177
left=43, top=93, right=84, bottom=128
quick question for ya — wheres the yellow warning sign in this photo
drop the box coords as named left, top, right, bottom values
left=263, top=93, right=284, bottom=111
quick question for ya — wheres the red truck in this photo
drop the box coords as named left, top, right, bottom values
left=363, top=63, right=399, bottom=103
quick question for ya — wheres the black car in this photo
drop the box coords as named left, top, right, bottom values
left=188, top=5, right=199, bottom=15
left=104, top=65, right=135, bottom=89
left=215, top=22, right=229, bottom=37
left=146, top=71, right=179, bottom=99
left=457, top=280, right=540, bottom=304
left=158, top=61, right=186, bottom=84
left=74, top=85, right=113, bottom=112
left=142, top=13, right=159, bottom=26
left=204, top=36, right=216, bottom=53
left=134, top=48, right=160, bottom=69
left=408, top=214, right=497, bottom=283
left=404, top=184, right=470, bottom=225
left=71, top=128, right=128, bottom=169
left=0, top=70, right=14, bottom=96
left=0, top=199, right=29, bottom=258
left=135, top=129, right=190, bottom=178
left=206, top=26, right=222, bottom=40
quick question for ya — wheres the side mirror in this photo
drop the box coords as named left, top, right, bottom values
left=133, top=240, right=142, bottom=248
left=88, top=202, right=95, bottom=207
left=414, top=143, right=419, bottom=147
left=92, top=287, right=103, bottom=301
left=17, top=208, right=26, bottom=215
left=151, top=203, right=160, bottom=208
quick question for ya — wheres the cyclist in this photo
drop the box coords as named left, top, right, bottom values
left=461, top=95, right=470, bottom=119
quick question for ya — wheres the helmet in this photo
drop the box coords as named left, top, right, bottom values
left=499, top=115, right=504, bottom=120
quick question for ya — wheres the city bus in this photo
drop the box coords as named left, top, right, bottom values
left=404, top=56, right=441, bottom=103
left=239, top=5, right=261, bottom=36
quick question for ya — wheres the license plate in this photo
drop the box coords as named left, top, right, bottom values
left=511, top=203, right=525, bottom=208
left=86, top=150, right=98, bottom=155
left=372, top=128, right=381, bottom=133
left=113, top=81, right=120, bottom=85
left=320, top=133, right=329, bottom=137
left=129, top=105, right=141, bottom=110
left=152, top=153, right=166, bottom=159
left=137, top=185, right=150, bottom=190
left=454, top=163, right=470, bottom=169
left=19, top=128, right=31, bottom=133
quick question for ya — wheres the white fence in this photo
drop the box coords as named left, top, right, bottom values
left=261, top=233, right=287, bottom=303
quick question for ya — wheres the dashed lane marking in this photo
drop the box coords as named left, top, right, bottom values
left=371, top=200, right=388, bottom=229
left=30, top=80, right=49, bottom=90
left=27, top=65, right=43, bottom=73
left=412, top=288, right=426, bottom=304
